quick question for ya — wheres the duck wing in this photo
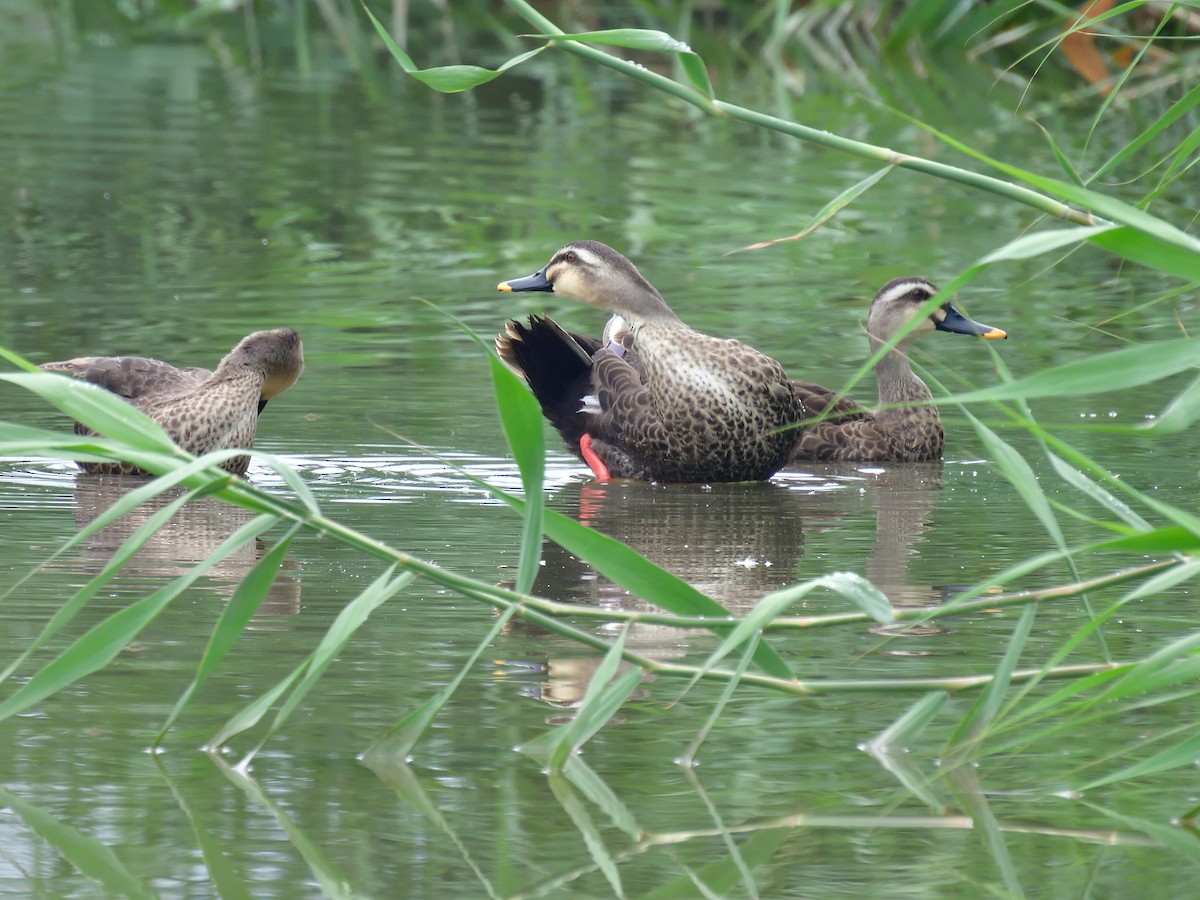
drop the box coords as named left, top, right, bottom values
left=40, top=356, right=210, bottom=403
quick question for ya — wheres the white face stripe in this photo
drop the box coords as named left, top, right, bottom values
left=875, top=277, right=938, bottom=307
left=550, top=244, right=606, bottom=276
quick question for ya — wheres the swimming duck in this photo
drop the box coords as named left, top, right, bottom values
left=792, top=277, right=1006, bottom=462
left=496, top=240, right=802, bottom=483
left=40, top=327, right=304, bottom=475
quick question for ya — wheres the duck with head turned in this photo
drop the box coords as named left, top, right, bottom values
left=792, top=277, right=1006, bottom=462
left=497, top=240, right=802, bottom=483
left=40, top=327, right=304, bottom=476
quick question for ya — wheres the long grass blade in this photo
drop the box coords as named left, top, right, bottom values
left=547, top=771, right=623, bottom=897
left=0, top=372, right=181, bottom=456
left=363, top=1, right=544, bottom=92
left=364, top=602, right=519, bottom=761
left=359, top=756, right=502, bottom=899
left=688, top=572, right=893, bottom=687
left=522, top=625, right=643, bottom=770
left=209, top=755, right=356, bottom=900
left=489, top=353, right=544, bottom=596
left=1093, top=82, right=1200, bottom=181
left=155, top=758, right=253, bottom=900
left=869, top=691, right=949, bottom=753
left=949, top=336, right=1200, bottom=405
left=0, top=787, right=155, bottom=899
left=560, top=756, right=640, bottom=837
left=155, top=523, right=303, bottom=746
left=0, top=514, right=272, bottom=722
left=738, top=165, right=894, bottom=251
left=244, top=566, right=418, bottom=759
left=640, top=828, right=791, bottom=900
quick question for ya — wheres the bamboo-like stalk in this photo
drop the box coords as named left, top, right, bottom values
left=184, top=468, right=1152, bottom=698
left=500, top=0, right=1098, bottom=226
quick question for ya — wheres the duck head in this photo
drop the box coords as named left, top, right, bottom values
left=868, top=277, right=1006, bottom=349
left=498, top=240, right=677, bottom=323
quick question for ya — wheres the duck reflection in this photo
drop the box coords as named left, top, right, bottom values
left=507, top=480, right=811, bottom=710
left=509, top=465, right=950, bottom=708
left=542, top=480, right=809, bottom=614
left=70, top=476, right=301, bottom=621
left=831, top=462, right=951, bottom=638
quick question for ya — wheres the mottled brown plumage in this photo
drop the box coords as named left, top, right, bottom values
left=793, top=277, right=1006, bottom=463
left=40, top=328, right=304, bottom=476
left=496, top=240, right=801, bottom=483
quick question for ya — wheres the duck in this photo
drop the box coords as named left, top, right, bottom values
left=40, top=327, right=304, bottom=476
left=496, top=240, right=802, bottom=483
left=792, top=277, right=1006, bottom=462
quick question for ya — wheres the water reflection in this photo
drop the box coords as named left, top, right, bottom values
left=70, top=476, right=301, bottom=620
left=859, top=464, right=942, bottom=608
left=539, top=466, right=949, bottom=612
left=511, top=466, right=956, bottom=706
left=543, top=480, right=811, bottom=611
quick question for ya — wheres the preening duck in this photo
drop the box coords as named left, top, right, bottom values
left=40, top=327, right=304, bottom=475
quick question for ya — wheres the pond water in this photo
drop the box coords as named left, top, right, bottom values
left=2, top=13, right=1198, bottom=899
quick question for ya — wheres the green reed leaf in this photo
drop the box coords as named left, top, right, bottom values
left=246, top=566, right=417, bottom=757
left=208, top=663, right=303, bottom=751
left=1094, top=81, right=1200, bottom=181
left=364, top=3, right=543, bottom=92
left=559, top=756, right=640, bottom=838
left=684, top=572, right=890, bottom=699
left=1047, top=454, right=1152, bottom=531
left=1148, top=371, right=1200, bottom=434
left=156, top=524, right=302, bottom=745
left=1082, top=726, right=1200, bottom=790
left=921, top=124, right=1200, bottom=280
left=869, top=691, right=949, bottom=752
left=949, top=336, right=1200, bottom=405
left=490, top=353, right=545, bottom=596
left=527, top=27, right=694, bottom=54
left=1123, top=557, right=1200, bottom=600
left=0, top=372, right=178, bottom=455
left=0, top=514, right=270, bottom=723
left=1094, top=528, right=1200, bottom=556
left=739, top=166, right=893, bottom=251
left=548, top=771, right=623, bottom=896
left=364, top=604, right=517, bottom=761
left=0, top=787, right=154, bottom=899
left=525, top=28, right=713, bottom=96
left=1089, top=804, right=1200, bottom=864
left=977, top=224, right=1116, bottom=263
left=1032, top=121, right=1084, bottom=187
left=642, top=828, right=791, bottom=900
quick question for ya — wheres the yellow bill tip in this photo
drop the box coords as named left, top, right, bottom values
left=497, top=281, right=513, bottom=292
left=982, top=327, right=1008, bottom=340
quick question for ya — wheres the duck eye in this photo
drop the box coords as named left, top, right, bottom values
left=564, top=251, right=577, bottom=263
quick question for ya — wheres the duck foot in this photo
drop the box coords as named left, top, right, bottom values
left=579, top=434, right=611, bottom=481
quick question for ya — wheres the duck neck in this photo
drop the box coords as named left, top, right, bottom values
left=612, top=283, right=682, bottom=328
left=870, top=338, right=932, bottom=406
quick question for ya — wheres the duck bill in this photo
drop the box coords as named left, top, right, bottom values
left=936, top=303, right=1007, bottom=339
left=497, top=267, right=554, bottom=293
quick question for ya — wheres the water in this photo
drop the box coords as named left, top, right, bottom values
left=1, top=16, right=1198, bottom=899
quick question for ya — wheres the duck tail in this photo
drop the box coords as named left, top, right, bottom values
left=495, top=316, right=599, bottom=453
